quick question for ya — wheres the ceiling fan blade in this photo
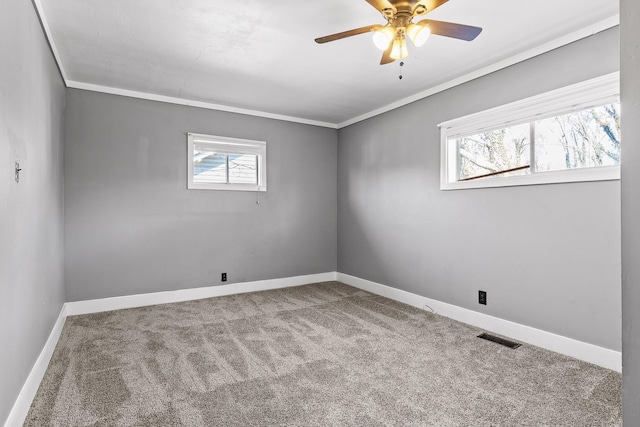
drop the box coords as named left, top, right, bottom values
left=365, top=0, right=396, bottom=14
left=419, top=19, right=482, bottom=41
left=380, top=43, right=395, bottom=65
left=417, top=0, right=450, bottom=14
left=315, top=25, right=380, bottom=44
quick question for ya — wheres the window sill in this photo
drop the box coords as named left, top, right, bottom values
left=440, top=165, right=620, bottom=190
left=188, top=182, right=267, bottom=192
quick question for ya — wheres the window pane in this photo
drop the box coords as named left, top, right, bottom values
left=457, top=123, right=530, bottom=181
left=188, top=133, right=266, bottom=191
left=535, top=103, right=620, bottom=172
left=228, top=154, right=258, bottom=185
left=193, top=151, right=227, bottom=184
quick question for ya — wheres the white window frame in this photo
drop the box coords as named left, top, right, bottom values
left=187, top=133, right=267, bottom=191
left=439, top=73, right=620, bottom=190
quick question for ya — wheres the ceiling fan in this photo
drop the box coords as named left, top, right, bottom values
left=315, top=0, right=482, bottom=65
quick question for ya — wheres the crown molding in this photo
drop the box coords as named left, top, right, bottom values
left=337, top=15, right=620, bottom=129
left=31, top=0, right=618, bottom=130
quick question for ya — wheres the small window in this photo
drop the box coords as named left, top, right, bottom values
left=187, top=133, right=266, bottom=191
left=440, top=73, right=620, bottom=190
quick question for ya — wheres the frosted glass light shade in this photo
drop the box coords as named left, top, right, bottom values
left=390, top=38, right=408, bottom=60
left=407, top=22, right=431, bottom=47
left=372, top=26, right=395, bottom=50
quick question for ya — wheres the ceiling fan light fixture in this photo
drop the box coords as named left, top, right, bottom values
left=315, top=0, right=482, bottom=67
left=390, top=37, right=409, bottom=60
left=372, top=26, right=395, bottom=50
left=407, top=22, right=431, bottom=47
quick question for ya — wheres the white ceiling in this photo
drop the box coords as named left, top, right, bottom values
left=35, top=0, right=618, bottom=128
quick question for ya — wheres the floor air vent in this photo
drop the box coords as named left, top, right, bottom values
left=477, top=333, right=522, bottom=349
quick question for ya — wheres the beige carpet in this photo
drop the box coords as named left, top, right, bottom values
left=24, top=282, right=621, bottom=426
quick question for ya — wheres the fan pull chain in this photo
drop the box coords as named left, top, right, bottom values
left=399, top=38, right=405, bottom=80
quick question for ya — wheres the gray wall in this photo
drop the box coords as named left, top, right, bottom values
left=1, top=6, right=630, bottom=423
left=64, top=90, right=337, bottom=301
left=0, top=0, right=66, bottom=424
left=338, top=27, right=621, bottom=351
left=621, top=0, right=640, bottom=422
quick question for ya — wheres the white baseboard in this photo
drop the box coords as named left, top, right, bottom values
left=4, top=305, right=68, bottom=427
left=337, top=272, right=622, bottom=372
left=7, top=270, right=620, bottom=427
left=5, top=272, right=338, bottom=427
left=65, top=272, right=338, bottom=316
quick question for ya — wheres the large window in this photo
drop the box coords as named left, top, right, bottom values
left=440, top=73, right=620, bottom=190
left=187, top=133, right=266, bottom=191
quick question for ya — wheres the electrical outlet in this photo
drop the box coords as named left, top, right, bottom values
left=479, top=290, right=487, bottom=305
left=221, top=272, right=227, bottom=282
